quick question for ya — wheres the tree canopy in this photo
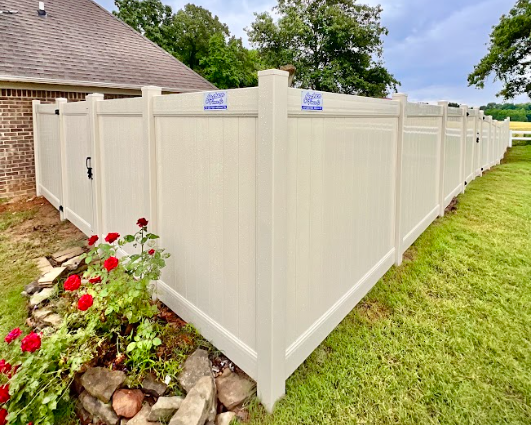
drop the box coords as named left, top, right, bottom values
left=113, top=0, right=260, bottom=88
left=468, top=0, right=531, bottom=99
left=246, top=0, right=399, bottom=97
left=480, top=102, right=531, bottom=121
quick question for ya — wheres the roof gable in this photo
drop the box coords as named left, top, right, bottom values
left=0, top=0, right=215, bottom=92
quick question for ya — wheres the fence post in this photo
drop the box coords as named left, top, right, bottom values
left=142, top=86, right=162, bottom=237
left=437, top=101, right=448, bottom=216
left=460, top=104, right=468, bottom=192
left=506, top=118, right=511, bottom=149
left=56, top=97, right=68, bottom=221
left=86, top=93, right=104, bottom=236
left=392, top=93, right=407, bottom=266
left=32, top=100, right=41, bottom=197
left=256, top=69, right=289, bottom=411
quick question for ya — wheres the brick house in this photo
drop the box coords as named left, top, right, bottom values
left=0, top=0, right=215, bottom=198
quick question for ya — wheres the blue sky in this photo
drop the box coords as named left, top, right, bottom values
left=96, top=0, right=530, bottom=106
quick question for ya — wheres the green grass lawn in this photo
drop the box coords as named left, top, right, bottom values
left=251, top=146, right=531, bottom=424
left=0, top=199, right=84, bottom=357
left=1, top=148, right=530, bottom=424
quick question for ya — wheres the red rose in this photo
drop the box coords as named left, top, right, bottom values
left=0, top=408, right=7, bottom=425
left=105, top=232, right=120, bottom=243
left=0, top=360, right=11, bottom=375
left=104, top=256, right=119, bottom=272
left=78, top=294, right=94, bottom=311
left=0, top=385, right=9, bottom=404
left=64, top=274, right=81, bottom=291
left=89, top=276, right=102, bottom=284
left=21, top=332, right=41, bottom=353
left=137, top=218, right=148, bottom=227
left=88, top=235, right=99, bottom=246
left=4, top=327, right=21, bottom=344
left=148, top=249, right=155, bottom=255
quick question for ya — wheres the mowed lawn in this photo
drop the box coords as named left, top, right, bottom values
left=251, top=146, right=531, bottom=424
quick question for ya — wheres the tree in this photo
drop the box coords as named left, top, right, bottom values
left=247, top=0, right=399, bottom=97
left=468, top=0, right=531, bottom=99
left=172, top=4, right=229, bottom=71
left=114, top=0, right=176, bottom=55
left=200, top=34, right=260, bottom=89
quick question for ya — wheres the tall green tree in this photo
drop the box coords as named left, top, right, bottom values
left=113, top=0, right=176, bottom=55
left=200, top=35, right=261, bottom=89
left=468, top=0, right=531, bottom=99
left=247, top=0, right=399, bottom=97
left=172, top=4, right=229, bottom=71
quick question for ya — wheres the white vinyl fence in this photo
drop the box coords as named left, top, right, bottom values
left=32, top=70, right=510, bottom=410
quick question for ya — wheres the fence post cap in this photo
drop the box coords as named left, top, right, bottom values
left=86, top=93, right=104, bottom=100
left=258, top=69, right=289, bottom=78
left=392, top=92, right=408, bottom=100
left=141, top=86, right=162, bottom=96
left=437, top=100, right=449, bottom=106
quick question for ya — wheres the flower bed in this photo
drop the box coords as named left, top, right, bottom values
left=0, top=218, right=255, bottom=425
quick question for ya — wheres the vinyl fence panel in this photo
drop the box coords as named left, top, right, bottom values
left=464, top=109, right=477, bottom=184
left=399, top=102, right=442, bottom=255
left=97, top=97, right=149, bottom=240
left=153, top=88, right=260, bottom=382
left=61, top=100, right=94, bottom=235
left=284, top=89, right=399, bottom=377
left=33, top=101, right=63, bottom=209
left=443, top=107, right=464, bottom=207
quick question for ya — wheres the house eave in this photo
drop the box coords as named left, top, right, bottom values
left=0, top=74, right=206, bottom=94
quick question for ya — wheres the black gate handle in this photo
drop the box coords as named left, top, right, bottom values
left=86, top=157, right=93, bottom=180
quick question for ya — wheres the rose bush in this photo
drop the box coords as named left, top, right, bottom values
left=0, top=218, right=169, bottom=425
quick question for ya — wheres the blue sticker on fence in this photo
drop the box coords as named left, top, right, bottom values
left=301, top=90, right=323, bottom=111
left=204, top=91, right=228, bottom=110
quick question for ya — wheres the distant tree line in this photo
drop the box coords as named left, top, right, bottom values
left=480, top=103, right=531, bottom=122
left=113, top=0, right=399, bottom=96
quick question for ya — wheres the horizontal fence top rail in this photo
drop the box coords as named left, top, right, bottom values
left=97, top=97, right=144, bottom=116
left=448, top=107, right=463, bottom=117
left=153, top=87, right=259, bottom=117
left=287, top=88, right=400, bottom=117
left=406, top=102, right=443, bottom=117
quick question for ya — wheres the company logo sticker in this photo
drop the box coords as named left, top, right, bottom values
left=301, top=90, right=323, bottom=111
left=204, top=91, right=228, bottom=110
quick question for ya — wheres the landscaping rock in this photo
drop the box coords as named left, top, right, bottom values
left=128, top=404, right=160, bottom=425
left=178, top=349, right=212, bottom=393
left=52, top=246, right=84, bottom=263
left=169, top=376, right=216, bottom=425
left=142, top=373, right=168, bottom=396
left=74, top=399, right=92, bottom=425
left=63, top=255, right=84, bottom=271
left=35, top=256, right=54, bottom=274
left=80, top=391, right=119, bottom=425
left=38, top=267, right=66, bottom=285
left=81, top=367, right=126, bottom=403
left=216, top=412, right=236, bottom=425
left=29, top=287, right=54, bottom=307
left=215, top=368, right=255, bottom=410
left=148, top=396, right=183, bottom=422
left=24, top=280, right=41, bottom=295
left=33, top=308, right=52, bottom=321
left=42, top=313, right=62, bottom=328
left=112, top=389, right=144, bottom=419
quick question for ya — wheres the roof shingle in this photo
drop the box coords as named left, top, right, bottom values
left=0, top=0, right=216, bottom=92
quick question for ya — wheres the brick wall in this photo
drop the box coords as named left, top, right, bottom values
left=0, top=88, right=131, bottom=199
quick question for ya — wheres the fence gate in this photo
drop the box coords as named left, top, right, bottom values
left=60, top=101, right=95, bottom=235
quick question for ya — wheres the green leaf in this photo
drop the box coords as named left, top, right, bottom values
left=153, top=337, right=162, bottom=346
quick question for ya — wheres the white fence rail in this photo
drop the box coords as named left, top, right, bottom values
left=32, top=70, right=510, bottom=410
left=510, top=130, right=531, bottom=147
